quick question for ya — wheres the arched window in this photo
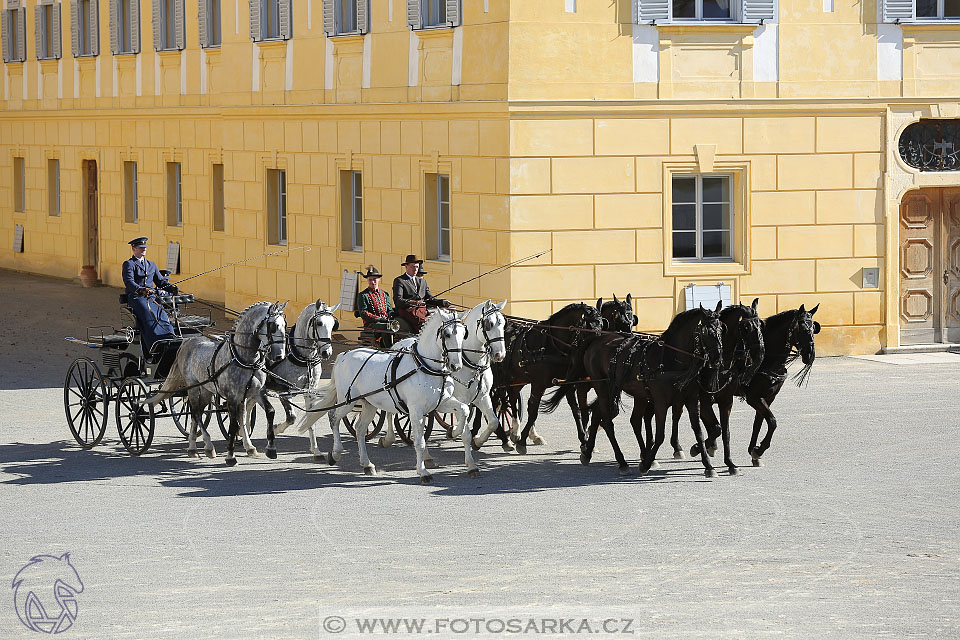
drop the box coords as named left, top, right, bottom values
left=899, top=119, right=960, bottom=172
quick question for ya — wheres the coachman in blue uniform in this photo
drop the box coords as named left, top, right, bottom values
left=121, top=237, right=179, bottom=354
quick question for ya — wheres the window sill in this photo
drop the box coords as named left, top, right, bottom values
left=900, top=22, right=960, bottom=32
left=414, top=24, right=457, bottom=34
left=200, top=44, right=222, bottom=50
left=664, top=261, right=748, bottom=278
left=113, top=50, right=139, bottom=56
left=255, top=38, right=288, bottom=47
left=156, top=48, right=184, bottom=56
left=652, top=23, right=759, bottom=35
left=328, top=31, right=366, bottom=39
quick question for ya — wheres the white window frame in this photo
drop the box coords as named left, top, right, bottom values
left=335, top=0, right=357, bottom=32
left=124, top=161, right=138, bottom=223
left=48, top=158, right=60, bottom=216
left=915, top=0, right=960, bottom=19
left=351, top=170, right=362, bottom=251
left=78, top=0, right=92, bottom=54
left=276, top=169, right=287, bottom=245
left=203, top=0, right=220, bottom=46
left=14, top=157, right=25, bottom=212
left=672, top=0, right=734, bottom=21
left=671, top=173, right=734, bottom=263
left=37, top=3, right=58, bottom=60
left=162, top=0, right=175, bottom=48
left=261, top=0, right=280, bottom=38
left=4, top=7, right=26, bottom=62
left=117, top=0, right=134, bottom=53
left=167, top=161, right=182, bottom=227
left=422, top=0, right=446, bottom=26
left=436, top=174, right=450, bottom=260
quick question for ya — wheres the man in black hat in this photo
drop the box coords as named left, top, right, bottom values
left=121, top=237, right=178, bottom=354
left=392, top=254, right=449, bottom=333
left=355, top=265, right=395, bottom=346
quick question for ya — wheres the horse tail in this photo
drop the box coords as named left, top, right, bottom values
left=297, top=378, right=338, bottom=434
left=145, top=357, right=186, bottom=405
left=540, top=386, right=570, bottom=414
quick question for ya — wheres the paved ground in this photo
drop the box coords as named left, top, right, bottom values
left=1, top=268, right=958, bottom=639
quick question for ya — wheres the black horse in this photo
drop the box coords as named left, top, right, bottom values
left=473, top=303, right=604, bottom=454
left=650, top=300, right=765, bottom=475
left=693, top=304, right=820, bottom=467
left=574, top=304, right=725, bottom=477
left=597, top=294, right=637, bottom=333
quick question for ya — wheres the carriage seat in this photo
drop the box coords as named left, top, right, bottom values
left=98, top=334, right=133, bottom=348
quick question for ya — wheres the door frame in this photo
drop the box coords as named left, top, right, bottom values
left=81, top=158, right=99, bottom=271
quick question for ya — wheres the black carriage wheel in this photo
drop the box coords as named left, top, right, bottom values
left=393, top=413, right=435, bottom=446
left=115, top=378, right=156, bottom=455
left=343, top=410, right=386, bottom=441
left=432, top=411, right=458, bottom=439
left=215, top=399, right=257, bottom=441
left=63, top=358, right=109, bottom=448
left=169, top=395, right=213, bottom=438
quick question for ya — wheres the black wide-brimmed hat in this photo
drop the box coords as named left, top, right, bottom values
left=128, top=236, right=148, bottom=247
left=362, top=265, right=383, bottom=279
left=401, top=254, right=424, bottom=266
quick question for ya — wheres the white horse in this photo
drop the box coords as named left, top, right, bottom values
left=379, top=300, right=509, bottom=470
left=295, top=307, right=467, bottom=483
left=263, top=300, right=340, bottom=460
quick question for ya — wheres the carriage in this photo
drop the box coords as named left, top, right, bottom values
left=63, top=288, right=229, bottom=455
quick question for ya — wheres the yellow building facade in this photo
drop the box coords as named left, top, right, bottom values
left=3, top=0, right=960, bottom=354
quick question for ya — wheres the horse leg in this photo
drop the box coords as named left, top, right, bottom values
left=686, top=395, right=716, bottom=478
left=279, top=396, right=297, bottom=432
left=718, top=395, right=737, bottom=475
left=629, top=402, right=648, bottom=465
left=354, top=402, right=379, bottom=476
left=694, top=395, right=721, bottom=458
left=509, top=391, right=523, bottom=443
left=377, top=412, right=396, bottom=448
left=575, top=385, right=590, bottom=446
left=241, top=395, right=260, bottom=456
left=580, top=400, right=603, bottom=465
left=456, top=404, right=480, bottom=477
left=515, top=385, right=545, bottom=455
left=327, top=406, right=348, bottom=464
left=263, top=392, right=278, bottom=459
left=409, top=409, right=432, bottom=483
left=224, top=400, right=241, bottom=467
left=639, top=402, right=667, bottom=476
left=747, top=407, right=764, bottom=467
left=600, top=417, right=630, bottom=476
left=186, top=405, right=200, bottom=457
left=753, top=397, right=779, bottom=462
left=471, top=394, right=500, bottom=451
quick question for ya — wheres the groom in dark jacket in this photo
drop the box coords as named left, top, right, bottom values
left=121, top=237, right=178, bottom=354
left=392, top=254, right=449, bottom=332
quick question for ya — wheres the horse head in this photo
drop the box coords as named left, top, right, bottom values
left=697, top=301, right=725, bottom=372
left=599, top=294, right=636, bottom=333
left=793, top=303, right=820, bottom=365
left=722, top=298, right=765, bottom=374
left=262, top=302, right=289, bottom=364
left=478, top=300, right=508, bottom=363
left=429, top=307, right=467, bottom=372
left=313, top=299, right=340, bottom=361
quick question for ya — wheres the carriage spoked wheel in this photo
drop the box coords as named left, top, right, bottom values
left=214, top=398, right=252, bottom=441
left=393, top=413, right=436, bottom=445
left=64, top=357, right=109, bottom=449
left=169, top=395, right=215, bottom=438
left=115, top=378, right=156, bottom=455
left=343, top=410, right=387, bottom=441
left=433, top=412, right=458, bottom=439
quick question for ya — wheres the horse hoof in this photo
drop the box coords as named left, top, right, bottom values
left=649, top=460, right=661, bottom=470
left=205, top=449, right=216, bottom=459
left=424, top=459, right=437, bottom=469
left=637, top=465, right=648, bottom=477
left=689, top=444, right=701, bottom=457
left=579, top=452, right=591, bottom=466
left=530, top=435, right=545, bottom=446
left=706, top=446, right=717, bottom=457
left=313, top=452, right=326, bottom=462
left=225, top=457, right=237, bottom=467
left=501, top=442, right=515, bottom=452
left=509, top=433, right=519, bottom=444
left=246, top=449, right=259, bottom=457
left=327, top=452, right=339, bottom=466
left=187, top=449, right=198, bottom=458
left=728, top=466, right=739, bottom=476
left=420, top=474, right=433, bottom=484
left=752, top=458, right=763, bottom=468
left=704, top=468, right=717, bottom=478
left=265, top=448, right=278, bottom=460
left=673, top=450, right=685, bottom=459
left=618, top=466, right=631, bottom=476
left=363, top=465, right=377, bottom=476
left=516, top=442, right=527, bottom=455
left=467, top=468, right=480, bottom=479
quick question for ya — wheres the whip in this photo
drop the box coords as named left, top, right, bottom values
left=432, top=249, right=552, bottom=297
left=172, top=246, right=312, bottom=285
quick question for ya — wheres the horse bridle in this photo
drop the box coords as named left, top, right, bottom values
left=550, top=305, right=602, bottom=353
left=230, top=309, right=287, bottom=369
left=733, top=314, right=764, bottom=370
left=411, top=311, right=467, bottom=375
left=692, top=316, right=724, bottom=369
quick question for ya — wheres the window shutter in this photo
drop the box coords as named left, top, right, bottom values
left=1, top=10, right=9, bottom=63
left=637, top=0, right=669, bottom=23
left=320, top=0, right=332, bottom=34
left=248, top=0, right=259, bottom=41
left=174, top=0, right=183, bottom=48
left=741, top=0, right=774, bottom=22
left=151, top=0, right=160, bottom=48
left=109, top=0, right=118, bottom=52
left=357, top=0, right=368, bottom=33
left=129, top=0, right=139, bottom=52
left=406, top=0, right=420, bottom=29
left=16, top=6, right=26, bottom=60
left=445, top=0, right=459, bottom=26
left=88, top=0, right=99, bottom=55
left=70, top=0, right=79, bottom=56
left=35, top=4, right=45, bottom=58
left=278, top=0, right=290, bottom=39
left=198, top=0, right=207, bottom=46
left=882, top=0, right=914, bottom=22
left=52, top=2, right=61, bottom=57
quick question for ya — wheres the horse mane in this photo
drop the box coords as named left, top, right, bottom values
left=231, top=301, right=272, bottom=333
left=415, top=306, right=450, bottom=340
left=764, top=308, right=799, bottom=332
left=661, top=307, right=706, bottom=342
left=542, top=302, right=594, bottom=325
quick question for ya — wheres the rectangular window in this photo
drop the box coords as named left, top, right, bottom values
left=124, top=161, right=138, bottom=223
left=423, top=0, right=446, bottom=26
left=48, top=159, right=60, bottom=216
left=117, top=0, right=133, bottom=53
left=671, top=174, right=733, bottom=262
left=38, top=4, right=53, bottom=59
left=212, top=163, right=224, bottom=231
left=166, top=162, right=182, bottom=226
left=917, top=0, right=960, bottom=18
left=163, top=0, right=176, bottom=48
left=262, top=0, right=280, bottom=38
left=266, top=169, right=287, bottom=245
left=204, top=0, right=221, bottom=45
left=336, top=0, right=357, bottom=32
left=78, top=0, right=91, bottom=55
left=672, top=0, right=732, bottom=20
left=425, top=173, right=450, bottom=261
left=340, top=170, right=362, bottom=251
left=13, top=157, right=25, bottom=212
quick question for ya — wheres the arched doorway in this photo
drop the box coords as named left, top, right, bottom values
left=898, top=188, right=960, bottom=344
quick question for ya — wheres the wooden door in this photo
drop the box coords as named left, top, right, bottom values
left=899, top=190, right=940, bottom=344
left=83, top=160, right=98, bottom=267
left=943, top=188, right=960, bottom=343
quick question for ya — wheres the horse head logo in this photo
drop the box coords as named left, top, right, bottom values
left=12, top=553, right=84, bottom=634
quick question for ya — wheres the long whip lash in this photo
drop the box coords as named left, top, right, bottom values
left=172, top=246, right=312, bottom=286
left=432, top=249, right=552, bottom=297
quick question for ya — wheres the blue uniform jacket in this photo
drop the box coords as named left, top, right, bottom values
left=121, top=257, right=177, bottom=352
